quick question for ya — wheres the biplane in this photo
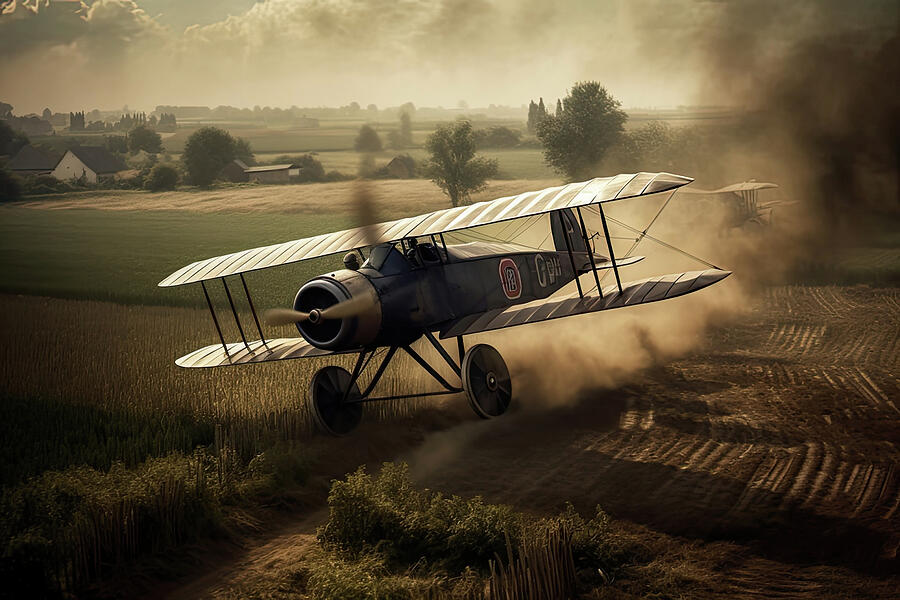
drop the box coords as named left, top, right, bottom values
left=160, top=172, right=730, bottom=435
left=680, top=181, right=782, bottom=230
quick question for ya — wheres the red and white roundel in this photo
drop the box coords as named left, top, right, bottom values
left=498, top=258, right=522, bottom=300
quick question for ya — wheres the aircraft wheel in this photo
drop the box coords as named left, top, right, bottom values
left=309, top=366, right=363, bottom=435
left=462, top=344, right=512, bottom=419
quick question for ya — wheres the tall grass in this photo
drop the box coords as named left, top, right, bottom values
left=0, top=294, right=441, bottom=484
left=0, top=294, right=449, bottom=596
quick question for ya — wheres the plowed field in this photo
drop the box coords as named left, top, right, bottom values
left=410, top=285, right=899, bottom=597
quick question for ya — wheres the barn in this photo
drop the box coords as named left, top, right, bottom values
left=51, top=147, right=127, bottom=183
left=244, top=164, right=299, bottom=184
left=5, top=145, right=59, bottom=176
left=220, top=159, right=249, bottom=183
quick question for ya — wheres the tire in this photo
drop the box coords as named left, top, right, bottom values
left=461, top=344, right=512, bottom=418
left=309, top=366, right=363, bottom=435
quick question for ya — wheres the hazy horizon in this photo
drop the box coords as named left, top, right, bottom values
left=2, top=0, right=895, bottom=116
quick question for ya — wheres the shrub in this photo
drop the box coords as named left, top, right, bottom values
left=19, top=174, right=74, bottom=196
left=145, top=163, right=179, bottom=191
left=319, top=462, right=523, bottom=572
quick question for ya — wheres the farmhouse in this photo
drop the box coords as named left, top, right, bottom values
left=245, top=163, right=299, bottom=184
left=51, top=147, right=127, bottom=183
left=5, top=145, right=58, bottom=175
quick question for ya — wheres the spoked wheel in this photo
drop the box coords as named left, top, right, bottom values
left=309, top=366, right=363, bottom=435
left=461, top=344, right=512, bottom=419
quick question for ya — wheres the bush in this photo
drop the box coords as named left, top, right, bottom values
left=0, top=168, right=22, bottom=201
left=19, top=174, right=74, bottom=196
left=313, top=463, right=626, bottom=598
left=320, top=462, right=522, bottom=572
left=145, top=163, right=179, bottom=191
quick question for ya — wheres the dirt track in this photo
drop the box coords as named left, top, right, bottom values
left=167, top=285, right=899, bottom=598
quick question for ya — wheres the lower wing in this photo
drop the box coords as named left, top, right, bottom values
left=439, top=269, right=730, bottom=338
left=175, top=337, right=350, bottom=368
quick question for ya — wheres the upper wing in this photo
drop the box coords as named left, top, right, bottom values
left=439, top=269, right=730, bottom=338
left=175, top=336, right=351, bottom=368
left=159, top=172, right=691, bottom=287
left=681, top=181, right=778, bottom=194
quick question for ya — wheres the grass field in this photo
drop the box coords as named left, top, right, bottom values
left=255, top=147, right=556, bottom=179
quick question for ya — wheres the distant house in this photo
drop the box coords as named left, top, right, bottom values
left=245, top=163, right=299, bottom=184
left=385, top=155, right=415, bottom=179
left=220, top=159, right=249, bottom=183
left=51, top=147, right=127, bottom=183
left=6, top=145, right=59, bottom=175
left=294, top=116, right=320, bottom=129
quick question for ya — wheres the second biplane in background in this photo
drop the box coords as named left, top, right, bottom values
left=160, top=172, right=730, bottom=435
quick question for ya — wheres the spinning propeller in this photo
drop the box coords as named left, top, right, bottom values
left=264, top=295, right=376, bottom=326
left=265, top=180, right=381, bottom=328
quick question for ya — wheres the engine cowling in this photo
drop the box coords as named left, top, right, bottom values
left=292, top=270, right=382, bottom=350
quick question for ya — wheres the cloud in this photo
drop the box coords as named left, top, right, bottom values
left=0, top=0, right=164, bottom=57
left=0, top=0, right=895, bottom=113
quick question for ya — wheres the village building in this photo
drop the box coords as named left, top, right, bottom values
left=5, top=145, right=59, bottom=175
left=385, top=155, right=415, bottom=179
left=51, top=147, right=127, bottom=183
left=245, top=163, right=299, bottom=184
left=220, top=159, right=249, bottom=183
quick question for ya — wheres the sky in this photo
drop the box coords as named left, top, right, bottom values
left=0, top=0, right=896, bottom=114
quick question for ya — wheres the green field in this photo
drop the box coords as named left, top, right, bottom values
left=252, top=147, right=554, bottom=180
left=0, top=207, right=349, bottom=307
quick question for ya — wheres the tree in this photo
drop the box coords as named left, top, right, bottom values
left=399, top=111, right=413, bottom=147
left=0, top=120, right=29, bottom=156
left=104, top=135, right=128, bottom=154
left=128, top=125, right=162, bottom=154
left=556, top=99, right=562, bottom=116
left=0, top=102, right=12, bottom=118
left=182, top=126, right=237, bottom=186
left=354, top=125, right=383, bottom=153
left=233, top=137, right=256, bottom=165
left=0, top=167, right=22, bottom=202
left=526, top=98, right=548, bottom=133
left=473, top=126, right=521, bottom=148
left=536, top=81, right=627, bottom=181
left=424, top=120, right=498, bottom=207
left=145, top=164, right=179, bottom=191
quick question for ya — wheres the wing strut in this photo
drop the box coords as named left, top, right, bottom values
left=559, top=210, right=584, bottom=299
left=598, top=204, right=623, bottom=294
left=201, top=281, right=230, bottom=359
left=576, top=207, right=603, bottom=298
left=240, top=274, right=269, bottom=350
left=222, top=277, right=251, bottom=352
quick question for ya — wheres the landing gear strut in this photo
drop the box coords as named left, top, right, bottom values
left=307, top=334, right=512, bottom=435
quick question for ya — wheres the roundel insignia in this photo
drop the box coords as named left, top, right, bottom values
left=498, top=258, right=522, bottom=300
